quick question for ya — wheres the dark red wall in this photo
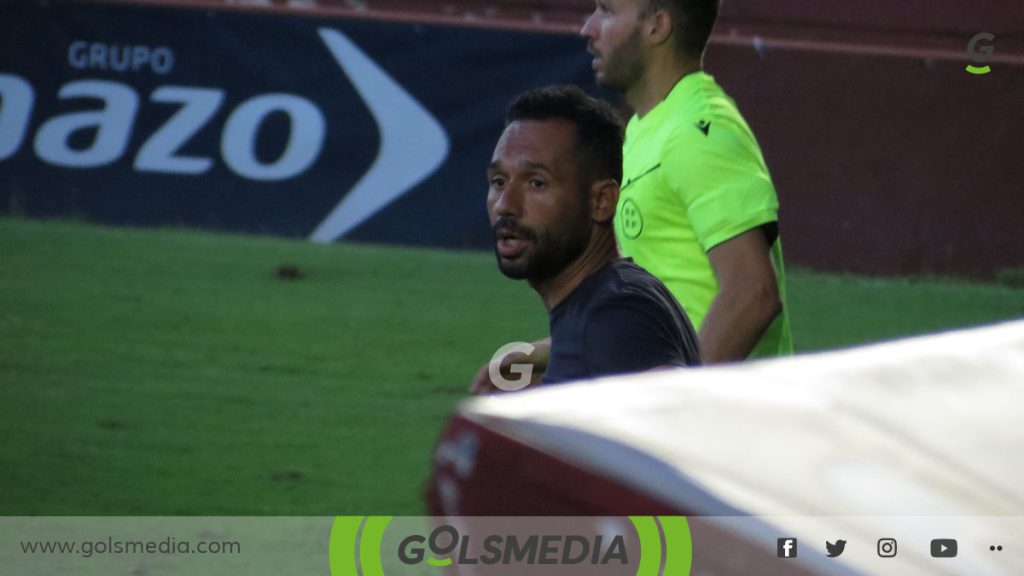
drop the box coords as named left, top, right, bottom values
left=704, top=32, right=1023, bottom=278
left=81, top=0, right=1024, bottom=278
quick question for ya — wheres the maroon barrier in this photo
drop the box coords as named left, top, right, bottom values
left=427, top=417, right=678, bottom=516
left=426, top=415, right=830, bottom=575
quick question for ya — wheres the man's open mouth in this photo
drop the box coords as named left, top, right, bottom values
left=496, top=229, right=527, bottom=258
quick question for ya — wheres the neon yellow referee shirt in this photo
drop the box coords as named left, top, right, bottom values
left=617, top=72, right=792, bottom=358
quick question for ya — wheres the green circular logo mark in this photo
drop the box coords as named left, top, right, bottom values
left=620, top=198, right=644, bottom=239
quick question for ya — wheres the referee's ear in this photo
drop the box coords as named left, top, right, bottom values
left=645, top=7, right=674, bottom=48
left=590, top=178, right=620, bottom=224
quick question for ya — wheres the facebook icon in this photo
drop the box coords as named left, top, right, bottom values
left=778, top=538, right=798, bottom=558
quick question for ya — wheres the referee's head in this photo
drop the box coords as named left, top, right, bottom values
left=641, top=0, right=719, bottom=58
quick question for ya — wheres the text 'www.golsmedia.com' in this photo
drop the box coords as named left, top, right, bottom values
left=20, top=537, right=240, bottom=558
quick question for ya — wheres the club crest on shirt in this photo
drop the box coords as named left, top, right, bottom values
left=620, top=198, right=644, bottom=239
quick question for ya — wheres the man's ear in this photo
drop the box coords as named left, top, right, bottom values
left=591, top=179, right=620, bottom=223
left=646, top=9, right=674, bottom=47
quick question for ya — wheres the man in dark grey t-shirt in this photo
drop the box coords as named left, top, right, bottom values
left=543, top=258, right=698, bottom=384
left=472, top=85, right=700, bottom=392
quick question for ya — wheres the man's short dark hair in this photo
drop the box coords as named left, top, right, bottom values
left=643, top=0, right=719, bottom=57
left=505, top=85, right=623, bottom=184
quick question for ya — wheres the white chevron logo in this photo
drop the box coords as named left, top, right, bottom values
left=310, top=28, right=450, bottom=242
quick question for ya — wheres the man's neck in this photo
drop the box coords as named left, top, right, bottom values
left=627, top=58, right=702, bottom=118
left=531, top=231, right=619, bottom=311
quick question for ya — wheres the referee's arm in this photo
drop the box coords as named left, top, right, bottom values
left=699, top=225, right=782, bottom=363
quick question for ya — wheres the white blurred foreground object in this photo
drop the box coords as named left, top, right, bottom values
left=428, top=320, right=1024, bottom=575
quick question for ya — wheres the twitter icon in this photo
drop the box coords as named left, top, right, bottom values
left=826, top=540, right=847, bottom=558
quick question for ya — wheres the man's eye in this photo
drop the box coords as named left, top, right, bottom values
left=529, top=179, right=546, bottom=189
left=490, top=176, right=506, bottom=188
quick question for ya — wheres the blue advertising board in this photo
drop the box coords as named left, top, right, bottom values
left=0, top=0, right=603, bottom=248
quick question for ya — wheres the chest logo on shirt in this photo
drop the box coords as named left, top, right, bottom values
left=619, top=198, right=644, bottom=239
left=695, top=119, right=711, bottom=136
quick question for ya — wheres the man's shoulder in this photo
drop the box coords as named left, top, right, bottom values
left=662, top=73, right=735, bottom=114
left=556, top=260, right=651, bottom=316
left=582, top=261, right=701, bottom=367
left=658, top=74, right=753, bottom=141
left=659, top=101, right=765, bottom=173
left=667, top=107, right=752, bottom=146
left=590, top=258, right=652, bottom=286
left=587, top=260, right=676, bottom=310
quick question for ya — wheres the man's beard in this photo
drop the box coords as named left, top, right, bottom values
left=493, top=207, right=592, bottom=284
left=594, top=27, right=645, bottom=92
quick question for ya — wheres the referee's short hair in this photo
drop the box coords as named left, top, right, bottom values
left=643, top=0, right=720, bottom=57
left=505, top=85, right=623, bottom=185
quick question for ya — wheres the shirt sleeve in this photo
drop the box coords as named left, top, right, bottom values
left=582, top=293, right=691, bottom=378
left=663, top=117, right=779, bottom=251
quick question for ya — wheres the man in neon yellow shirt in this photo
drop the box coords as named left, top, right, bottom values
left=581, top=0, right=792, bottom=361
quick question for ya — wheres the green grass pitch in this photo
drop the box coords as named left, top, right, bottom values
left=1, top=217, right=1021, bottom=514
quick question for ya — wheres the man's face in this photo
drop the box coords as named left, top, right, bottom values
left=486, top=119, right=593, bottom=283
left=581, top=0, right=647, bottom=91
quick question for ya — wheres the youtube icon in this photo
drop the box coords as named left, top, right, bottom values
left=931, top=539, right=958, bottom=558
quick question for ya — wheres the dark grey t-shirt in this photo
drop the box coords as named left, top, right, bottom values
left=542, top=259, right=701, bottom=385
